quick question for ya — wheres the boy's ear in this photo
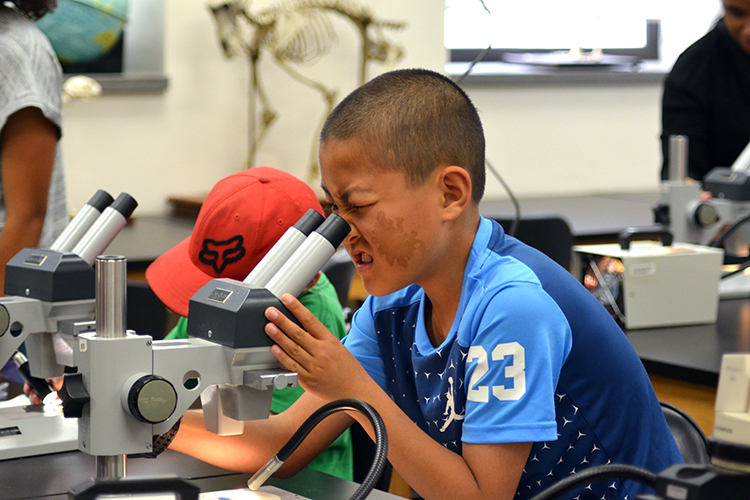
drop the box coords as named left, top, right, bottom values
left=437, top=166, right=472, bottom=221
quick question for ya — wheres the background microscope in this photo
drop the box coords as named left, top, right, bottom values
left=0, top=189, right=137, bottom=460
left=654, top=135, right=750, bottom=298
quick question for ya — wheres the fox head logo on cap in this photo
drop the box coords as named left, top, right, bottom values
left=198, top=235, right=246, bottom=274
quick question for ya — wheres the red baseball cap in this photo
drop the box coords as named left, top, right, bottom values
left=146, top=167, right=323, bottom=317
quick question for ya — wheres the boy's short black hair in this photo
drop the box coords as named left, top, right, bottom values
left=320, top=68, right=486, bottom=202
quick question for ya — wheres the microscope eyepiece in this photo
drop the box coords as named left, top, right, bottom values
left=293, top=209, right=326, bottom=236
left=263, top=214, right=351, bottom=299
left=88, top=189, right=116, bottom=213
left=71, top=193, right=138, bottom=266
left=109, top=193, right=138, bottom=220
left=315, top=214, right=351, bottom=247
left=49, top=189, right=115, bottom=253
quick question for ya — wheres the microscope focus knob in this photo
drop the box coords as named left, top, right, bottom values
left=653, top=203, right=670, bottom=225
left=693, top=203, right=720, bottom=228
left=59, top=372, right=90, bottom=419
left=127, top=375, right=177, bottom=424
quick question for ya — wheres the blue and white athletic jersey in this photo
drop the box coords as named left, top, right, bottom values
left=343, top=217, right=683, bottom=500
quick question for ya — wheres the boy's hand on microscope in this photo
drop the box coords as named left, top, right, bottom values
left=265, top=293, right=372, bottom=403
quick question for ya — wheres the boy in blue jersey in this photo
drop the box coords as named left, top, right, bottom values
left=170, top=69, right=683, bottom=500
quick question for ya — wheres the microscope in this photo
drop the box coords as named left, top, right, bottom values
left=653, top=136, right=750, bottom=297
left=0, top=190, right=137, bottom=460
left=635, top=352, right=750, bottom=499
left=58, top=210, right=352, bottom=496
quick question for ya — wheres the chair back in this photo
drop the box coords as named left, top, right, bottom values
left=660, top=401, right=710, bottom=464
left=490, top=213, right=574, bottom=270
left=350, top=422, right=393, bottom=492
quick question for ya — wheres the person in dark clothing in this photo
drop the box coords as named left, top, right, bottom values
left=660, top=0, right=750, bottom=183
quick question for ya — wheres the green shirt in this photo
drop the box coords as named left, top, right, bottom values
left=164, top=273, right=353, bottom=481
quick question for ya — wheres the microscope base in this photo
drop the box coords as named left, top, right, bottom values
left=0, top=403, right=77, bottom=460
left=201, top=486, right=311, bottom=500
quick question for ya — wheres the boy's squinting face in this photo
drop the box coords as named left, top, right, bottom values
left=320, top=140, right=442, bottom=297
left=724, top=0, right=750, bottom=54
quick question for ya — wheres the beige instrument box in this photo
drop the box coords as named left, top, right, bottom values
left=573, top=240, right=724, bottom=329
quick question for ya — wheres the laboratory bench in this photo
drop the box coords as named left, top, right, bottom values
left=479, top=192, right=747, bottom=380
left=479, top=190, right=661, bottom=243
left=0, top=448, right=401, bottom=500
left=627, top=298, right=750, bottom=387
left=105, top=215, right=196, bottom=276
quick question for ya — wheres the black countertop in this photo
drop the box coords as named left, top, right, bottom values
left=0, top=448, right=400, bottom=500
left=627, top=298, right=750, bottom=386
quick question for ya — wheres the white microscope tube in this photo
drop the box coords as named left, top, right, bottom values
left=730, top=138, right=750, bottom=174
left=49, top=189, right=114, bottom=252
left=244, top=209, right=325, bottom=287
left=264, top=214, right=350, bottom=299
left=72, top=193, right=138, bottom=266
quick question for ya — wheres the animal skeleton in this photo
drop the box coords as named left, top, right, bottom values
left=208, top=0, right=406, bottom=182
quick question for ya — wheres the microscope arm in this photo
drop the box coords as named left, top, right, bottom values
left=69, top=333, right=295, bottom=456
left=152, top=338, right=239, bottom=436
left=0, top=296, right=96, bottom=379
left=0, top=297, right=48, bottom=366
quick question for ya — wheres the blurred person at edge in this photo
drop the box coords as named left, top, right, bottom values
left=661, top=0, right=750, bottom=185
left=0, top=0, right=68, bottom=387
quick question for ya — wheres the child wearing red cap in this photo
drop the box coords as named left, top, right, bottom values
left=145, top=166, right=353, bottom=481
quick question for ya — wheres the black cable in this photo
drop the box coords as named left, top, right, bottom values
left=527, top=464, right=657, bottom=500
left=709, top=212, right=750, bottom=266
left=486, top=157, right=521, bottom=237
left=453, top=44, right=492, bottom=85
left=450, top=2, right=522, bottom=237
left=250, top=399, right=388, bottom=500
left=721, top=259, right=750, bottom=280
left=452, top=0, right=492, bottom=86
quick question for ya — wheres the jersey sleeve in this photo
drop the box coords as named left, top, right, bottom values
left=461, top=281, right=572, bottom=444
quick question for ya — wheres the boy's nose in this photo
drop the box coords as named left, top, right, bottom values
left=340, top=221, right=359, bottom=245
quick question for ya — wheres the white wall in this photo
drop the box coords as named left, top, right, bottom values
left=471, top=82, right=663, bottom=199
left=62, top=0, right=666, bottom=216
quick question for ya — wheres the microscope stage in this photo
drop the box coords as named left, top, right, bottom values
left=0, top=396, right=78, bottom=460
left=201, top=486, right=310, bottom=500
